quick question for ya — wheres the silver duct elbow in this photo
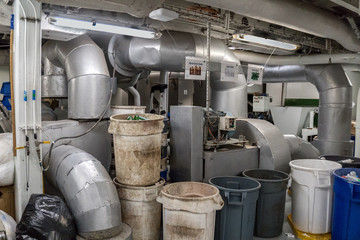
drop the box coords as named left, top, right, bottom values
left=108, top=31, right=247, bottom=117
left=263, top=64, right=353, bottom=155
left=45, top=145, right=122, bottom=239
left=284, top=134, right=320, bottom=159
left=42, top=35, right=111, bottom=119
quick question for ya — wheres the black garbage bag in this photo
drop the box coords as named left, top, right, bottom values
left=16, top=194, right=76, bottom=240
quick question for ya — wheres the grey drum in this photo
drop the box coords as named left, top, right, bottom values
left=243, top=169, right=290, bottom=238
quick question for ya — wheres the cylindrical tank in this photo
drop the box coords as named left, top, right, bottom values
left=114, top=178, right=165, bottom=240
left=108, top=113, right=164, bottom=186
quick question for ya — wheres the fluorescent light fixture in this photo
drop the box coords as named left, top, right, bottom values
left=233, top=34, right=299, bottom=51
left=48, top=16, right=161, bottom=39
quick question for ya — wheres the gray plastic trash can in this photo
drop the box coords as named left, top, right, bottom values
left=243, top=169, right=290, bottom=238
left=209, top=176, right=261, bottom=240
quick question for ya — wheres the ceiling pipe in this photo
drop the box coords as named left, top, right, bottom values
left=44, top=145, right=122, bottom=239
left=187, top=0, right=360, bottom=52
left=42, top=35, right=110, bottom=119
left=263, top=64, right=353, bottom=156
left=108, top=31, right=248, bottom=118
left=234, top=51, right=360, bottom=66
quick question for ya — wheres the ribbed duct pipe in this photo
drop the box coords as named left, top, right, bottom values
left=45, top=145, right=122, bottom=239
left=187, top=0, right=360, bottom=52
left=108, top=31, right=247, bottom=118
left=263, top=64, right=353, bottom=155
left=42, top=35, right=110, bottom=119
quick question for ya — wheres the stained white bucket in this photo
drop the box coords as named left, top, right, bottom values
left=289, top=159, right=342, bottom=234
left=157, top=182, right=224, bottom=240
left=110, top=105, right=145, bottom=116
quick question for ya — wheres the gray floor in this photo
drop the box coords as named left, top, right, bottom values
left=254, top=194, right=297, bottom=240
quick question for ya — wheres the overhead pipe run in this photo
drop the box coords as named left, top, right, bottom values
left=187, top=0, right=360, bottom=52
left=263, top=64, right=353, bottom=156
left=42, top=34, right=111, bottom=119
left=108, top=31, right=248, bottom=118
left=234, top=51, right=360, bottom=66
left=45, top=145, right=122, bottom=239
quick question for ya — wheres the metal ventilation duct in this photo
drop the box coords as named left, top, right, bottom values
left=42, top=35, right=111, bottom=119
left=108, top=31, right=248, bottom=117
left=263, top=64, right=353, bottom=155
left=187, top=0, right=360, bottom=52
left=284, top=134, right=320, bottom=159
left=45, top=145, right=122, bottom=239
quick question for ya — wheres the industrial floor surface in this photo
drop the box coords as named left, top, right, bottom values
left=254, top=193, right=297, bottom=240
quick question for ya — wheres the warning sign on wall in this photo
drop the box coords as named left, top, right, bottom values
left=221, top=62, right=238, bottom=81
left=247, top=64, right=264, bottom=85
left=185, top=57, right=207, bottom=80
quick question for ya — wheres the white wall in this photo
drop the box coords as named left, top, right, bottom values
left=266, top=82, right=319, bottom=106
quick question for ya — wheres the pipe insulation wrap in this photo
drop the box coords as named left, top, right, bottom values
left=45, top=145, right=122, bottom=239
left=42, top=35, right=111, bottom=119
left=263, top=64, right=353, bottom=155
left=109, top=31, right=247, bottom=117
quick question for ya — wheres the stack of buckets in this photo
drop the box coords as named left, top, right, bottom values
left=109, top=113, right=165, bottom=240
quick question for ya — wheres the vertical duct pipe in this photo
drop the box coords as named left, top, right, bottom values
left=42, top=35, right=110, bottom=119
left=108, top=31, right=248, bottom=118
left=128, top=86, right=140, bottom=106
left=45, top=145, right=122, bottom=239
left=263, top=64, right=353, bottom=155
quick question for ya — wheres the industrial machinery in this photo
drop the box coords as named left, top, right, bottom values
left=169, top=105, right=318, bottom=182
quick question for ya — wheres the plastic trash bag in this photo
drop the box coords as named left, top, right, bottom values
left=0, top=133, right=14, bottom=186
left=16, top=194, right=76, bottom=240
left=0, top=210, right=16, bottom=240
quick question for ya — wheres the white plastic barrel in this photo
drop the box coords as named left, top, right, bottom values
left=114, top=178, right=165, bottom=240
left=289, top=159, right=342, bottom=234
left=157, top=182, right=224, bottom=240
left=110, top=105, right=146, bottom=116
left=108, top=114, right=164, bottom=186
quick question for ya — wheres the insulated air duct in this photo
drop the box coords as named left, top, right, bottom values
left=108, top=31, right=247, bottom=118
left=42, top=35, right=110, bottom=119
left=45, top=145, right=122, bottom=239
left=284, top=134, right=320, bottom=159
left=187, top=0, right=360, bottom=52
left=263, top=64, right=353, bottom=155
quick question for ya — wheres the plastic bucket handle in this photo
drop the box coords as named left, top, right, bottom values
left=224, top=191, right=247, bottom=205
left=314, top=171, right=331, bottom=188
left=350, top=183, right=360, bottom=203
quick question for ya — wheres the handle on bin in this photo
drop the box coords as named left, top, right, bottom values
left=350, top=183, right=360, bottom=203
left=314, top=171, right=331, bottom=188
left=224, top=191, right=246, bottom=205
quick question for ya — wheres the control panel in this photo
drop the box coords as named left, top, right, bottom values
left=219, top=116, right=236, bottom=131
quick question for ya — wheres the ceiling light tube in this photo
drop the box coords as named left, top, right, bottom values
left=48, top=16, right=161, bottom=39
left=233, top=34, right=299, bottom=51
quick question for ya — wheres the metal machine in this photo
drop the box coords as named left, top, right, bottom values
left=169, top=105, right=295, bottom=182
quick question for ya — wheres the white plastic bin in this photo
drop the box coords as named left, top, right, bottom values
left=157, top=182, right=224, bottom=240
left=289, top=159, right=342, bottom=234
left=110, top=105, right=145, bottom=116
